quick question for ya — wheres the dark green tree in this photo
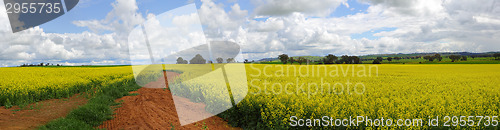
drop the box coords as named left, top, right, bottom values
left=321, top=58, right=327, bottom=64
left=351, top=56, right=360, bottom=64
left=494, top=53, right=500, bottom=60
left=340, top=55, right=350, bottom=64
left=227, top=58, right=235, bottom=63
left=423, top=56, right=434, bottom=61
left=216, top=57, right=224, bottom=63
left=190, top=54, right=206, bottom=64
left=434, top=54, right=442, bottom=61
left=289, top=57, right=295, bottom=65
left=177, top=57, right=188, bottom=64
left=324, top=54, right=338, bottom=64
left=297, top=57, right=307, bottom=65
left=278, top=54, right=289, bottom=64
left=449, top=55, right=461, bottom=62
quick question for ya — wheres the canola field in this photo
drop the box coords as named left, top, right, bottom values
left=168, top=64, right=500, bottom=129
left=0, top=64, right=499, bottom=129
left=235, top=64, right=500, bottom=129
left=0, top=66, right=134, bottom=107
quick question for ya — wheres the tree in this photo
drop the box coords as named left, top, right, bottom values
left=227, top=58, right=235, bottom=63
left=394, top=57, right=401, bottom=60
left=216, top=57, right=224, bottom=63
left=449, top=55, right=461, bottom=62
left=423, top=56, right=434, bottom=61
left=278, top=54, right=289, bottom=64
left=494, top=53, right=500, bottom=60
left=434, top=54, right=442, bottom=61
left=376, top=57, right=383, bottom=62
left=289, top=57, right=295, bottom=65
left=177, top=57, right=188, bottom=64
left=461, top=56, right=467, bottom=61
left=387, top=57, right=393, bottom=62
left=324, top=54, right=338, bottom=64
left=244, top=59, right=249, bottom=63
left=340, top=55, right=350, bottom=64
left=321, top=58, right=327, bottom=64
left=190, top=54, right=206, bottom=64
left=351, top=56, right=360, bottom=64
left=372, top=59, right=381, bottom=64
left=297, top=57, right=307, bottom=65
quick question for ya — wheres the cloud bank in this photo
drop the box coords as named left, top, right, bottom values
left=0, top=0, right=499, bottom=66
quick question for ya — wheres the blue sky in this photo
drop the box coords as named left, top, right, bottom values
left=1, top=0, right=499, bottom=66
left=40, top=0, right=192, bottom=33
left=39, top=0, right=381, bottom=41
left=351, top=27, right=397, bottom=40
left=40, top=0, right=372, bottom=35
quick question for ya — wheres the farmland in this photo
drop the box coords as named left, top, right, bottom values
left=0, top=67, right=134, bottom=108
left=170, top=64, right=500, bottom=129
left=1, top=64, right=499, bottom=129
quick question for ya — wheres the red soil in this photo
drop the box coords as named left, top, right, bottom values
left=98, top=72, right=240, bottom=130
left=0, top=94, right=88, bottom=130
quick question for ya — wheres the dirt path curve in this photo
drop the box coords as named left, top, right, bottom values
left=99, top=72, right=240, bottom=130
left=0, top=94, right=88, bottom=130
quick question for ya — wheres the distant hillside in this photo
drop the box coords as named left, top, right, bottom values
left=257, top=56, right=323, bottom=62
left=359, top=52, right=499, bottom=59
left=257, top=58, right=279, bottom=62
left=256, top=51, right=499, bottom=62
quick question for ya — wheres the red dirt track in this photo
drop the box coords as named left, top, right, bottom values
left=99, top=72, right=239, bottom=130
left=0, top=94, right=88, bottom=130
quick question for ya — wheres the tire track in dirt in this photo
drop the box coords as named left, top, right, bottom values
left=99, top=71, right=240, bottom=130
left=0, top=94, right=88, bottom=130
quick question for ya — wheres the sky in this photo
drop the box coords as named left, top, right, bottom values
left=0, top=0, right=499, bottom=66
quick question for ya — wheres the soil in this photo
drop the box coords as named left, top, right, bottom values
left=98, top=71, right=240, bottom=130
left=0, top=94, right=88, bottom=130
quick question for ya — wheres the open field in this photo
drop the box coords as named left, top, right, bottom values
left=169, top=64, right=500, bottom=129
left=0, top=67, right=134, bottom=107
left=1, top=64, right=499, bottom=129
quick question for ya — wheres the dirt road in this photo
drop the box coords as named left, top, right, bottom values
left=98, top=72, right=239, bottom=130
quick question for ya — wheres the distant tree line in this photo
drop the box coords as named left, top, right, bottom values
left=391, top=53, right=500, bottom=62
left=276, top=52, right=500, bottom=65
left=19, top=63, right=62, bottom=67
left=494, top=53, right=500, bottom=60
left=278, top=54, right=362, bottom=65
left=176, top=54, right=239, bottom=64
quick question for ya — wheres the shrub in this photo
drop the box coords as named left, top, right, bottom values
left=4, top=98, right=12, bottom=109
left=38, top=118, right=92, bottom=130
left=66, top=103, right=113, bottom=126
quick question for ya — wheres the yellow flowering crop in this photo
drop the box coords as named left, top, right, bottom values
left=0, top=66, right=134, bottom=107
